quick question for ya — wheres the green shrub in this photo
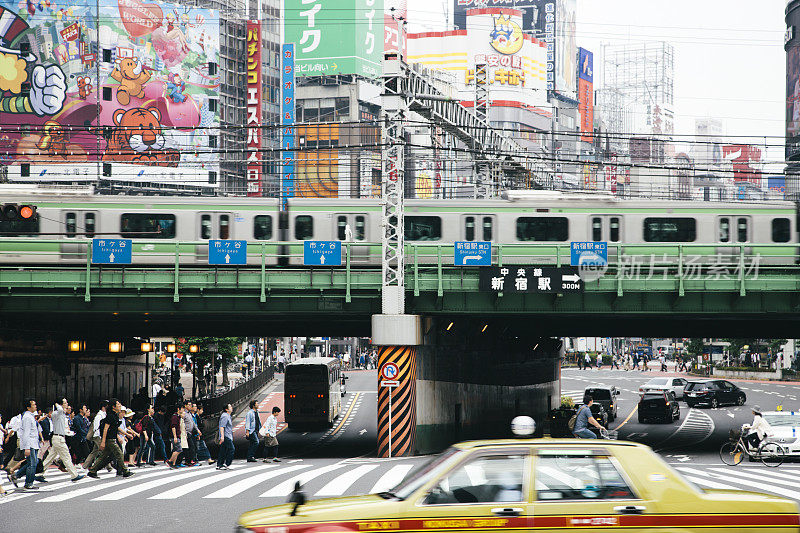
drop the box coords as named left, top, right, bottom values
left=560, top=395, right=575, bottom=409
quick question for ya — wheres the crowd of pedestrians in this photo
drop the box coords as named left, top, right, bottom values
left=1, top=390, right=282, bottom=495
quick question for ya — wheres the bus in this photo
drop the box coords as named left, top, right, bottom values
left=284, top=357, right=342, bottom=428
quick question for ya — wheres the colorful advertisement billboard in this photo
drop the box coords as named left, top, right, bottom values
left=284, top=0, right=382, bottom=78
left=577, top=47, right=593, bottom=142
left=246, top=21, right=262, bottom=196
left=0, top=0, right=220, bottom=186
left=787, top=45, right=800, bottom=160
left=281, top=43, right=295, bottom=207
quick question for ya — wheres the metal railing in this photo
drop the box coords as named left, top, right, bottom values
left=199, top=365, right=274, bottom=416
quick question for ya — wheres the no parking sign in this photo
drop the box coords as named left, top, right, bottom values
left=381, top=362, right=399, bottom=383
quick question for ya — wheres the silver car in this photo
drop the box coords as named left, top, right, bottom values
left=639, top=377, right=688, bottom=400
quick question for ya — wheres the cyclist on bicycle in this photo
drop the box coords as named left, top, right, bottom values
left=742, top=406, right=773, bottom=450
left=573, top=394, right=604, bottom=439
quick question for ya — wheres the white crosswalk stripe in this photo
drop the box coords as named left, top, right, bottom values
left=36, top=467, right=176, bottom=503
left=93, top=467, right=214, bottom=501
left=369, top=464, right=414, bottom=494
left=260, top=463, right=346, bottom=497
left=315, top=464, right=378, bottom=496
left=203, top=464, right=312, bottom=499
left=675, top=465, right=800, bottom=501
left=149, top=465, right=266, bottom=500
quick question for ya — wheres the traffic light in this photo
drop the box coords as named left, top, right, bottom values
left=1, top=204, right=36, bottom=221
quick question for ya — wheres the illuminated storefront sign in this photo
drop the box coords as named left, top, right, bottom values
left=246, top=20, right=262, bottom=196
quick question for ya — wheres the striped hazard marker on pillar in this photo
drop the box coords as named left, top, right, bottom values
left=377, top=346, right=417, bottom=458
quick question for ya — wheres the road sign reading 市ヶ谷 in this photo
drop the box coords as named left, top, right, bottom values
left=92, top=238, right=132, bottom=264
left=454, top=241, right=491, bottom=266
left=479, top=266, right=583, bottom=293
left=208, top=240, right=247, bottom=265
left=570, top=241, right=607, bottom=267
left=381, top=362, right=399, bottom=381
left=304, top=241, right=342, bottom=266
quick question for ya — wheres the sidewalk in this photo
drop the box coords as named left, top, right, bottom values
left=566, top=361, right=800, bottom=385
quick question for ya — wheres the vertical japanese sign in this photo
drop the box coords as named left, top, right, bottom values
left=578, top=47, right=594, bottom=143
left=282, top=43, right=296, bottom=209
left=541, top=1, right=556, bottom=91
left=246, top=21, right=263, bottom=197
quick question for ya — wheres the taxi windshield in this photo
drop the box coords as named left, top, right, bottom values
left=764, top=414, right=800, bottom=427
left=390, top=447, right=461, bottom=500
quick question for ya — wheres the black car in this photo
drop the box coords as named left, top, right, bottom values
left=638, top=391, right=679, bottom=423
left=585, top=386, right=620, bottom=422
left=685, top=379, right=746, bottom=408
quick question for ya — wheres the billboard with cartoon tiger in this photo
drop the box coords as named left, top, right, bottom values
left=0, top=0, right=219, bottom=190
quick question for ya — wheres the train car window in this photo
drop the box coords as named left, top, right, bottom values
left=737, top=218, right=748, bottom=243
left=465, top=216, right=475, bottom=241
left=355, top=216, right=366, bottom=241
left=254, top=215, right=273, bottom=240
left=201, top=215, right=212, bottom=239
left=592, top=217, right=602, bottom=241
left=337, top=216, right=347, bottom=240
left=66, top=212, right=77, bottom=238
left=120, top=214, right=176, bottom=238
left=85, top=213, right=96, bottom=238
left=772, top=218, right=790, bottom=243
left=0, top=214, right=39, bottom=236
left=516, top=217, right=569, bottom=241
left=719, top=218, right=730, bottom=243
left=219, top=215, right=230, bottom=239
left=643, top=218, right=696, bottom=242
left=483, top=217, right=493, bottom=241
left=405, top=216, right=442, bottom=241
left=610, top=217, right=620, bottom=242
left=295, top=216, right=314, bottom=240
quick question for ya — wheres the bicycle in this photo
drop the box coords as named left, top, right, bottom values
left=719, top=429, right=785, bottom=467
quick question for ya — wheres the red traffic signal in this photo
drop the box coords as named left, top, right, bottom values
left=1, top=204, right=36, bottom=221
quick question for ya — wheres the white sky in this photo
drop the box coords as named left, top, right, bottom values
left=406, top=0, right=787, bottom=164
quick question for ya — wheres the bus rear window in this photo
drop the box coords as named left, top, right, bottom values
left=285, top=366, right=327, bottom=383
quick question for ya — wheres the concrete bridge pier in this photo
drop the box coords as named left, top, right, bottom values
left=373, top=315, right=562, bottom=456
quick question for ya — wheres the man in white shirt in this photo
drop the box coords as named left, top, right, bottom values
left=152, top=381, right=162, bottom=399
left=82, top=399, right=108, bottom=470
left=19, top=399, right=40, bottom=490
left=40, top=399, right=84, bottom=482
left=4, top=413, right=23, bottom=487
left=262, top=406, right=281, bottom=463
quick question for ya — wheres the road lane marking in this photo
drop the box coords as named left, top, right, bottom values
left=149, top=465, right=268, bottom=499
left=315, top=464, right=378, bottom=496
left=369, top=464, right=414, bottom=494
left=612, top=406, right=638, bottom=431
left=93, top=466, right=211, bottom=500
left=260, top=463, right=346, bottom=497
left=329, top=392, right=362, bottom=437
left=203, top=464, right=311, bottom=499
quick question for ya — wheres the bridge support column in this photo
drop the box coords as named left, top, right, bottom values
left=372, top=314, right=421, bottom=458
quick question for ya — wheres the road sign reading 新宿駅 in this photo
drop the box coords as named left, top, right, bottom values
left=479, top=266, right=583, bottom=293
left=571, top=242, right=607, bottom=267
left=454, top=241, right=491, bottom=266
left=208, top=240, right=247, bottom=265
left=283, top=0, right=382, bottom=78
left=304, top=241, right=342, bottom=266
left=92, top=238, right=132, bottom=264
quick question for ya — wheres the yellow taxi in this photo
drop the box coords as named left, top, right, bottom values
left=238, top=428, right=799, bottom=532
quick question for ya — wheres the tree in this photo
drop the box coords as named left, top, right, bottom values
left=724, top=338, right=757, bottom=362
left=687, top=338, right=705, bottom=357
left=177, top=336, right=243, bottom=396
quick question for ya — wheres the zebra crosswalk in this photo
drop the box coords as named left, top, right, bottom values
left=0, top=458, right=424, bottom=505
left=674, top=464, right=800, bottom=501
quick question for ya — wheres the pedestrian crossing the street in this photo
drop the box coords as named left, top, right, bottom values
left=674, top=464, right=800, bottom=502
left=0, top=458, right=422, bottom=505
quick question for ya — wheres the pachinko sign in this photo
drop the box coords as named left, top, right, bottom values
left=246, top=20, right=262, bottom=196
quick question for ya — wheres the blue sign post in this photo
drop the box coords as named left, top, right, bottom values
left=303, top=241, right=342, bottom=266
left=454, top=241, right=491, bottom=266
left=208, top=240, right=247, bottom=265
left=91, top=238, right=132, bottom=264
left=570, top=242, right=608, bottom=267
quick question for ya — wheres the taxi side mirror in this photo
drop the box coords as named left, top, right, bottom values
left=423, top=485, right=445, bottom=505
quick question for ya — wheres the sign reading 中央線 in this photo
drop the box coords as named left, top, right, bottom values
left=479, top=266, right=583, bottom=293
left=209, top=240, right=247, bottom=265
left=304, top=241, right=342, bottom=266
left=454, top=241, right=491, bottom=266
left=92, top=238, right=132, bottom=264
left=570, top=242, right=607, bottom=267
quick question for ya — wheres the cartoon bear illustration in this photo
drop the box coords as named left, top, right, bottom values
left=109, top=57, right=151, bottom=106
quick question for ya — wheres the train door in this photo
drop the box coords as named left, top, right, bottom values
left=195, top=212, right=234, bottom=262
left=588, top=215, right=622, bottom=264
left=461, top=215, right=496, bottom=242
left=717, top=216, right=751, bottom=261
left=335, top=214, right=369, bottom=262
left=60, top=210, right=97, bottom=261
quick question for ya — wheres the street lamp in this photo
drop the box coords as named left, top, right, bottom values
left=67, top=340, right=85, bottom=352
left=189, top=344, right=199, bottom=353
left=140, top=341, right=153, bottom=352
left=108, top=341, right=123, bottom=353
left=166, top=344, right=176, bottom=353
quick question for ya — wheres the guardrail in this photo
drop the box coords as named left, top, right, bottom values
left=199, top=366, right=274, bottom=416
left=0, top=240, right=797, bottom=299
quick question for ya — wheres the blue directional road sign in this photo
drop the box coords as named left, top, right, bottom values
left=303, top=241, right=342, bottom=266
left=91, top=238, right=131, bottom=264
left=570, top=241, right=607, bottom=267
left=208, top=240, right=247, bottom=265
left=454, top=241, right=491, bottom=266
